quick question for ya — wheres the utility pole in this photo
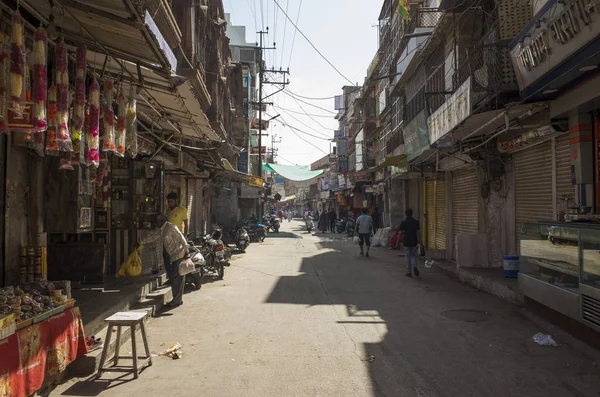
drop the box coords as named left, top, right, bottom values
left=270, top=134, right=282, bottom=163
left=255, top=28, right=289, bottom=218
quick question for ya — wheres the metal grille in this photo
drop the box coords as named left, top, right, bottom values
left=498, top=0, right=532, bottom=41
left=582, top=294, right=600, bottom=329
left=555, top=134, right=574, bottom=206
left=515, top=141, right=553, bottom=225
left=452, top=168, right=479, bottom=238
left=426, top=63, right=446, bottom=114
left=404, top=88, right=426, bottom=125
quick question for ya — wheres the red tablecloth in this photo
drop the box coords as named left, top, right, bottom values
left=0, top=307, right=88, bottom=397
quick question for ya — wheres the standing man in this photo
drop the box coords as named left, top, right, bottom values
left=399, top=208, right=422, bottom=277
left=354, top=208, right=373, bottom=257
left=328, top=208, right=336, bottom=233
left=166, top=192, right=188, bottom=235
left=139, top=214, right=189, bottom=307
left=371, top=207, right=381, bottom=234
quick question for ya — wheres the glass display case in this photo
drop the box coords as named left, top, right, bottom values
left=519, top=221, right=600, bottom=329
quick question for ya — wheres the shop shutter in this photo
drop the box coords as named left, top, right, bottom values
left=555, top=134, right=574, bottom=208
left=435, top=179, right=447, bottom=250
left=425, top=179, right=447, bottom=250
left=452, top=167, right=479, bottom=238
left=515, top=141, right=553, bottom=225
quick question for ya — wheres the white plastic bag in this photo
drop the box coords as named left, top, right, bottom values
left=381, top=227, right=391, bottom=248
left=532, top=332, right=558, bottom=347
left=178, top=258, right=195, bottom=276
left=372, top=229, right=383, bottom=247
left=353, top=236, right=360, bottom=244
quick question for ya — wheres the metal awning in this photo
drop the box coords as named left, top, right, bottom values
left=21, top=0, right=177, bottom=72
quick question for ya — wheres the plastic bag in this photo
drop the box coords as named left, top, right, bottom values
left=532, top=333, right=558, bottom=347
left=372, top=229, right=383, bottom=247
left=178, top=258, right=195, bottom=276
left=116, top=245, right=143, bottom=277
left=353, top=236, right=360, bottom=245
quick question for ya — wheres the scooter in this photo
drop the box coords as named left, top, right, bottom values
left=305, top=216, right=314, bottom=233
left=245, top=220, right=266, bottom=242
left=186, top=242, right=206, bottom=290
left=335, top=218, right=346, bottom=234
left=199, top=229, right=226, bottom=280
left=346, top=218, right=355, bottom=237
left=235, top=224, right=250, bottom=253
left=269, top=216, right=281, bottom=233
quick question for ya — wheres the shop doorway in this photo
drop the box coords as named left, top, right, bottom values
left=0, top=134, right=6, bottom=286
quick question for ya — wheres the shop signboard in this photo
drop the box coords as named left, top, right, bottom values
left=250, top=146, right=267, bottom=154
left=274, top=177, right=285, bottom=184
left=178, top=151, right=197, bottom=175
left=237, top=151, right=249, bottom=173
left=405, top=109, right=431, bottom=162
left=338, top=155, right=349, bottom=174
left=509, top=0, right=600, bottom=99
left=497, top=125, right=556, bottom=153
left=427, top=77, right=471, bottom=145
left=349, top=171, right=371, bottom=184
left=338, top=174, right=346, bottom=187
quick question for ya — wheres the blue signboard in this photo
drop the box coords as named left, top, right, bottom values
left=237, top=152, right=249, bottom=173
left=274, top=177, right=285, bottom=184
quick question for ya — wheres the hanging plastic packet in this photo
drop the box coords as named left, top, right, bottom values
left=55, top=39, right=72, bottom=152
left=125, top=85, right=138, bottom=158
left=45, top=85, right=58, bottom=155
left=0, top=49, right=9, bottom=132
left=72, top=43, right=86, bottom=162
left=87, top=79, right=100, bottom=167
left=101, top=78, right=115, bottom=152
left=114, top=86, right=126, bottom=157
left=32, top=27, right=48, bottom=156
left=9, top=11, right=25, bottom=117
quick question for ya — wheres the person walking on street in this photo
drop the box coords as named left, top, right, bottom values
left=371, top=207, right=381, bottom=234
left=354, top=208, right=373, bottom=257
left=139, top=214, right=189, bottom=307
left=328, top=209, right=336, bottom=233
left=319, top=211, right=328, bottom=233
left=399, top=208, right=422, bottom=277
left=166, top=192, right=188, bottom=235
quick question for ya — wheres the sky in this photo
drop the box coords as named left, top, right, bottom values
left=224, top=0, right=382, bottom=167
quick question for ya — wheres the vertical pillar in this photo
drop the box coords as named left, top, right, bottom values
left=569, top=113, right=594, bottom=211
left=594, top=113, right=600, bottom=212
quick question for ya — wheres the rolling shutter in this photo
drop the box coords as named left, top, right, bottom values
left=426, top=179, right=446, bottom=250
left=515, top=141, right=553, bottom=225
left=555, top=134, right=574, bottom=207
left=452, top=167, right=479, bottom=237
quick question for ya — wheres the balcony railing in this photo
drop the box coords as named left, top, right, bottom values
left=405, top=8, right=442, bottom=35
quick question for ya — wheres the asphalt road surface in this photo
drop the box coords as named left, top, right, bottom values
left=54, top=220, right=600, bottom=397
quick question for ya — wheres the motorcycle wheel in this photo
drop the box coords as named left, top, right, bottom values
left=190, top=273, right=202, bottom=290
left=241, top=243, right=246, bottom=253
left=217, top=262, right=225, bottom=280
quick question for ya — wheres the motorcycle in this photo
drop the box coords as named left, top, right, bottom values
left=235, top=223, right=250, bottom=253
left=335, top=218, right=346, bottom=234
left=245, top=220, right=266, bottom=242
left=346, top=218, right=355, bottom=237
left=198, top=229, right=226, bottom=280
left=305, top=216, right=314, bottom=233
left=269, top=216, right=281, bottom=233
left=186, top=242, right=206, bottom=290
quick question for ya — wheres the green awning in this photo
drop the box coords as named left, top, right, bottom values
left=262, top=163, right=324, bottom=181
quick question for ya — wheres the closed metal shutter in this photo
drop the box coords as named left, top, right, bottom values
left=515, top=141, right=553, bottom=225
left=426, top=179, right=447, bottom=250
left=452, top=167, right=479, bottom=237
left=555, top=134, right=574, bottom=206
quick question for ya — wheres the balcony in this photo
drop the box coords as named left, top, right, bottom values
left=405, top=7, right=442, bottom=35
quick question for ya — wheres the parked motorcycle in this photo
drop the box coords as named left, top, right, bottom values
left=335, top=218, right=346, bottom=234
left=305, top=216, right=314, bottom=233
left=346, top=217, right=355, bottom=237
left=186, top=242, right=206, bottom=290
left=198, top=229, right=226, bottom=280
left=269, top=216, right=281, bottom=233
left=246, top=220, right=266, bottom=242
left=235, top=223, right=250, bottom=253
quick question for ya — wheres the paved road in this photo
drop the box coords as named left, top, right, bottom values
left=54, top=220, right=600, bottom=397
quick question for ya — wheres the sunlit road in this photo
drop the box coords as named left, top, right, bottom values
left=54, top=220, right=600, bottom=397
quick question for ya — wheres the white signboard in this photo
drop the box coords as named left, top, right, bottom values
left=427, top=77, right=471, bottom=144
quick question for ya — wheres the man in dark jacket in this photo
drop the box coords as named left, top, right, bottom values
left=371, top=207, right=381, bottom=233
left=399, top=208, right=422, bottom=277
left=328, top=209, right=336, bottom=233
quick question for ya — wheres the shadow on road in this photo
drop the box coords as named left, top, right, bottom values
left=262, top=242, right=600, bottom=396
left=59, top=373, right=137, bottom=396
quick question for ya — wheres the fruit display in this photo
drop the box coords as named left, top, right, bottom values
left=0, top=281, right=72, bottom=327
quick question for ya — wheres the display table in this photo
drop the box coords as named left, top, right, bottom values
left=0, top=307, right=88, bottom=397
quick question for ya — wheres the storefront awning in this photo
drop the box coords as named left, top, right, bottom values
left=262, top=163, right=324, bottom=181
left=369, top=155, right=408, bottom=173
left=220, top=170, right=264, bottom=189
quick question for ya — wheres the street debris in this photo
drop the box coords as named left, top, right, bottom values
left=424, top=260, right=434, bottom=269
left=532, top=333, right=558, bottom=347
left=159, top=343, right=183, bottom=359
left=360, top=355, right=376, bottom=363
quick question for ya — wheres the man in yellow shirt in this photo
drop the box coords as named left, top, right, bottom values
left=166, top=192, right=188, bottom=235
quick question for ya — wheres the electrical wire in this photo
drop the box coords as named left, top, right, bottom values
left=273, top=104, right=334, bottom=118
left=273, top=0, right=354, bottom=85
left=260, top=0, right=265, bottom=30
left=287, top=94, right=331, bottom=130
left=287, top=0, right=302, bottom=67
left=279, top=0, right=290, bottom=68
left=282, top=90, right=337, bottom=114
left=276, top=107, right=332, bottom=138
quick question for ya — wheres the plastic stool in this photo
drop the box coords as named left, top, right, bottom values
left=97, top=311, right=152, bottom=379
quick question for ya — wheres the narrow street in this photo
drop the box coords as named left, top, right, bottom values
left=54, top=221, right=600, bottom=397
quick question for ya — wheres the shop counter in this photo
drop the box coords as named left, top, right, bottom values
left=0, top=307, right=88, bottom=396
left=519, top=222, right=600, bottom=331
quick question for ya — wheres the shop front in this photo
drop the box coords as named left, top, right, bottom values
left=509, top=0, right=600, bottom=331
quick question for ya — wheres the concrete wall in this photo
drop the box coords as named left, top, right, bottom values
left=211, top=180, right=239, bottom=230
left=388, top=178, right=408, bottom=228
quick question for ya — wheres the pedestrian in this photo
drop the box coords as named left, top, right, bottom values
left=371, top=207, right=381, bottom=234
left=319, top=211, right=328, bottom=233
left=278, top=208, right=284, bottom=223
left=328, top=209, right=336, bottom=233
left=399, top=208, right=422, bottom=277
left=166, top=192, right=188, bottom=235
left=354, top=208, right=373, bottom=257
left=287, top=210, right=292, bottom=222
left=138, top=214, right=189, bottom=307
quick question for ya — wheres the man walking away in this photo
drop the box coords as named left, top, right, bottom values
left=354, top=208, right=373, bottom=257
left=371, top=207, right=381, bottom=234
left=139, top=214, right=189, bottom=307
left=328, top=209, right=336, bottom=233
left=399, top=208, right=421, bottom=277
